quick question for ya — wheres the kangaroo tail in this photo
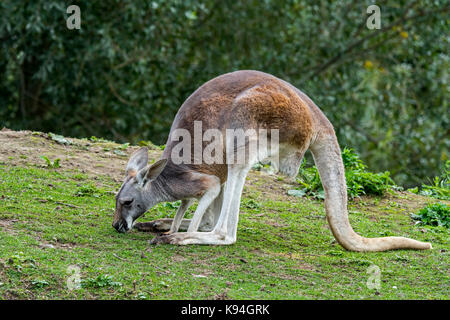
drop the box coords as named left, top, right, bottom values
left=309, top=129, right=432, bottom=252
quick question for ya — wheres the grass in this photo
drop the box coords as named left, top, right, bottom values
left=0, top=131, right=449, bottom=300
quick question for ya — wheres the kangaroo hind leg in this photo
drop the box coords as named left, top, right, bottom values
left=278, top=145, right=306, bottom=179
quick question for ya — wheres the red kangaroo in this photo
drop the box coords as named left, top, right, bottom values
left=113, top=70, right=431, bottom=251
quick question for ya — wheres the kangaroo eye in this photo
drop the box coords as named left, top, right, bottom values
left=120, top=198, right=134, bottom=206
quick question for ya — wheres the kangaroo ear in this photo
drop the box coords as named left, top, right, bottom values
left=137, top=159, right=168, bottom=185
left=126, top=147, right=148, bottom=176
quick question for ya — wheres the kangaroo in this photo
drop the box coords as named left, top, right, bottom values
left=113, top=70, right=432, bottom=251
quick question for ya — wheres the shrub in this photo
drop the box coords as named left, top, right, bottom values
left=411, top=202, right=449, bottom=228
left=294, top=147, right=395, bottom=199
left=408, top=160, right=449, bottom=201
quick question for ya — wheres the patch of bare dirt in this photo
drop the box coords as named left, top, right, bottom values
left=352, top=191, right=449, bottom=219
left=213, top=289, right=229, bottom=300
left=0, top=219, right=18, bottom=235
left=244, top=171, right=301, bottom=203
left=0, top=128, right=162, bottom=183
left=170, top=253, right=188, bottom=263
left=270, top=252, right=317, bottom=271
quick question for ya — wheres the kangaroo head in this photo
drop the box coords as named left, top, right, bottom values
left=112, top=147, right=167, bottom=233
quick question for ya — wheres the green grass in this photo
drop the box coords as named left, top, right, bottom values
left=0, top=163, right=448, bottom=300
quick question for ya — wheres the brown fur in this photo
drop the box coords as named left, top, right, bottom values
left=161, top=70, right=315, bottom=187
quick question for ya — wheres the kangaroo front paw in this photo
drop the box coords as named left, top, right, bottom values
left=134, top=221, right=159, bottom=232
left=134, top=219, right=171, bottom=233
left=149, top=234, right=174, bottom=245
left=149, top=231, right=235, bottom=245
left=149, top=233, right=191, bottom=245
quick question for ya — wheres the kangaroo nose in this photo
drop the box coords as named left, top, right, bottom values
left=113, top=221, right=124, bottom=232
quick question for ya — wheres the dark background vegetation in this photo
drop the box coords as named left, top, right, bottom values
left=0, top=0, right=448, bottom=187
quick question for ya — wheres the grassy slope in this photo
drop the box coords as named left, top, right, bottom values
left=0, top=129, right=448, bottom=300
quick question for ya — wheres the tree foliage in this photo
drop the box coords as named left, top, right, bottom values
left=0, top=0, right=448, bottom=186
